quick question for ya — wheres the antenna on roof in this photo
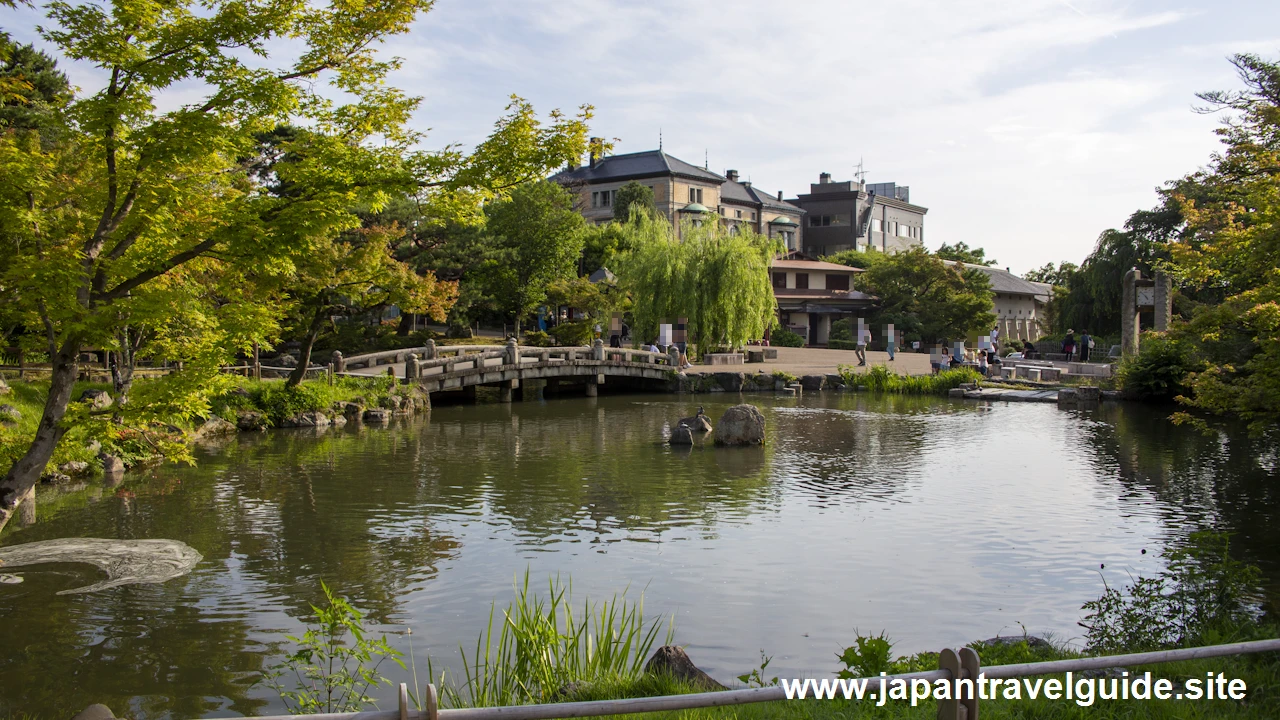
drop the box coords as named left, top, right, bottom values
left=854, top=157, right=868, bottom=184
left=658, top=128, right=662, bottom=151
left=704, top=149, right=708, bottom=170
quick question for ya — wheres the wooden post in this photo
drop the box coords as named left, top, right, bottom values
left=326, top=363, right=335, bottom=386
left=252, top=343, right=261, bottom=381
left=425, top=683, right=439, bottom=720
left=937, top=648, right=962, bottom=720
left=937, top=647, right=980, bottom=720
left=959, top=647, right=980, bottom=719
left=398, top=682, right=409, bottom=720
left=17, top=348, right=25, bottom=379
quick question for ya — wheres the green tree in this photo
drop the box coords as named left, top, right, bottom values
left=823, top=248, right=884, bottom=271
left=0, top=0, right=437, bottom=531
left=614, top=213, right=778, bottom=351
left=479, top=180, right=587, bottom=331
left=856, top=248, right=995, bottom=345
left=935, top=241, right=997, bottom=266
left=1024, top=261, right=1078, bottom=286
left=1164, top=54, right=1280, bottom=434
left=612, top=181, right=656, bottom=222
left=0, top=32, right=72, bottom=137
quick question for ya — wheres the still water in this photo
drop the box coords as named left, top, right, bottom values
left=1, top=393, right=1277, bottom=718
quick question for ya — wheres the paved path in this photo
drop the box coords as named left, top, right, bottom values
left=686, top=346, right=932, bottom=377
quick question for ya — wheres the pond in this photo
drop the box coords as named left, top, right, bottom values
left=1, top=393, right=1277, bottom=718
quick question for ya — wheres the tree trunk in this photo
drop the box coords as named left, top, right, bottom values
left=110, top=328, right=136, bottom=405
left=396, top=313, right=413, bottom=336
left=287, top=307, right=326, bottom=388
left=0, top=338, right=79, bottom=533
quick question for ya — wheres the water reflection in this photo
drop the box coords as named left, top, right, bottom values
left=0, top=394, right=1276, bottom=719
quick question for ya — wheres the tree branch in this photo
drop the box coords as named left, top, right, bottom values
left=98, top=237, right=221, bottom=303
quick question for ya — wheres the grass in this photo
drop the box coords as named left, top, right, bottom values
left=838, top=365, right=982, bottom=395
left=210, top=374, right=404, bottom=427
left=0, top=378, right=111, bottom=479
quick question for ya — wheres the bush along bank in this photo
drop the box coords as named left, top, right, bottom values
left=671, top=366, right=984, bottom=396
left=0, top=375, right=431, bottom=489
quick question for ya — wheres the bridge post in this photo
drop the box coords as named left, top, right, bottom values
left=331, top=350, right=344, bottom=373
left=592, top=338, right=605, bottom=361
left=585, top=377, right=598, bottom=397
left=505, top=337, right=518, bottom=366
left=404, top=354, right=419, bottom=381
left=425, top=339, right=436, bottom=360
left=667, top=346, right=681, bottom=367
left=499, top=379, right=518, bottom=403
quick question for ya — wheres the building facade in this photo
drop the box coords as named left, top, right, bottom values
left=789, top=174, right=927, bottom=257
left=771, top=258, right=875, bottom=345
left=944, top=261, right=1052, bottom=344
left=550, top=147, right=804, bottom=247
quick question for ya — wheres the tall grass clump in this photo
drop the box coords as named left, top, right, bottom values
left=434, top=570, right=673, bottom=708
left=839, top=364, right=981, bottom=395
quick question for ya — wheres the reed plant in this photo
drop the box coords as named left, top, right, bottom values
left=838, top=365, right=981, bottom=395
left=431, top=570, right=674, bottom=708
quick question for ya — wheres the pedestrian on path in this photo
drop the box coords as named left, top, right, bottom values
left=855, top=324, right=869, bottom=366
left=1079, top=330, right=1093, bottom=363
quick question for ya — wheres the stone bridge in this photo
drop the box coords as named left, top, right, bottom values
left=334, top=339, right=679, bottom=401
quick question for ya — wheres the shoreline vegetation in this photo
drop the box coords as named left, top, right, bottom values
left=253, top=533, right=1278, bottom=720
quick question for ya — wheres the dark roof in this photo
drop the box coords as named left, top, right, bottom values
left=550, top=150, right=723, bottom=184
left=944, top=261, right=1046, bottom=296
left=720, top=178, right=803, bottom=212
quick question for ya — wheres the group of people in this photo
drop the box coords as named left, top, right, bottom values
left=1059, top=329, right=1095, bottom=362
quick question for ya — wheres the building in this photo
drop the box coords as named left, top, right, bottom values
left=944, top=261, right=1051, bottom=343
left=771, top=257, right=875, bottom=346
left=550, top=147, right=804, bottom=248
left=789, top=173, right=928, bottom=257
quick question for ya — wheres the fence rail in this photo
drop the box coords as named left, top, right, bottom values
left=241, top=638, right=1280, bottom=720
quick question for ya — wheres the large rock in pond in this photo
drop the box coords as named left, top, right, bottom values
left=363, top=408, right=392, bottom=423
left=281, top=411, right=330, bottom=428
left=100, top=454, right=125, bottom=475
left=645, top=645, right=726, bottom=691
left=714, top=404, right=765, bottom=446
left=800, top=374, right=825, bottom=391
left=236, top=411, right=267, bottom=431
left=669, top=424, right=694, bottom=446
left=192, top=416, right=237, bottom=441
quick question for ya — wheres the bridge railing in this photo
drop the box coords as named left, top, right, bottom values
left=338, top=340, right=680, bottom=375
left=242, top=637, right=1280, bottom=720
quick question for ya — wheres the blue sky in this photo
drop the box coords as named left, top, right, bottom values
left=6, top=0, right=1279, bottom=273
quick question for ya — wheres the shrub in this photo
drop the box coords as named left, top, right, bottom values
left=521, top=330, right=554, bottom=347
left=827, top=339, right=857, bottom=350
left=1080, top=531, right=1262, bottom=654
left=550, top=321, right=594, bottom=347
left=770, top=327, right=805, bottom=347
left=838, top=364, right=981, bottom=394
left=829, top=318, right=853, bottom=342
left=1116, top=333, right=1200, bottom=400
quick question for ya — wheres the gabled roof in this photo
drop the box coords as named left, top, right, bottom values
left=943, top=261, right=1046, bottom=297
left=550, top=150, right=724, bottom=184
left=773, top=259, right=864, bottom=273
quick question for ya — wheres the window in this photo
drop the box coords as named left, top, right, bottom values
left=688, top=187, right=703, bottom=204
left=898, top=224, right=909, bottom=237
left=772, top=272, right=787, bottom=288
left=809, top=215, right=832, bottom=227
left=870, top=218, right=882, bottom=232
left=750, top=212, right=756, bottom=220
left=796, top=273, right=809, bottom=289
left=593, top=190, right=615, bottom=208
left=827, top=274, right=850, bottom=291
left=591, top=191, right=598, bottom=208
left=735, top=209, right=742, bottom=219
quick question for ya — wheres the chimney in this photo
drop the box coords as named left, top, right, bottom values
left=589, top=137, right=602, bottom=169
left=742, top=181, right=751, bottom=189
left=725, top=169, right=739, bottom=182
left=819, top=172, right=831, bottom=184
left=777, top=191, right=783, bottom=201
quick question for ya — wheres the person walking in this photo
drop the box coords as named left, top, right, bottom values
left=1062, top=329, right=1077, bottom=360
left=1079, top=329, right=1093, bottom=363
left=991, top=325, right=1001, bottom=354
left=855, top=325, right=869, bottom=366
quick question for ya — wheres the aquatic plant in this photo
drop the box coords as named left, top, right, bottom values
left=433, top=569, right=673, bottom=708
left=260, top=581, right=404, bottom=714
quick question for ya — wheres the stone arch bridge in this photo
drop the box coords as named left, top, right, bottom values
left=334, top=339, right=678, bottom=401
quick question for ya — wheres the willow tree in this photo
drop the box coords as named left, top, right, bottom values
left=615, top=212, right=779, bottom=352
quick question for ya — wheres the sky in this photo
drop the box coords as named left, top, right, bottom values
left=5, top=0, right=1280, bottom=274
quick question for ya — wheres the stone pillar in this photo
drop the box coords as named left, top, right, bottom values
left=499, top=385, right=513, bottom=403
left=668, top=346, right=681, bottom=367
left=405, top=354, right=419, bottom=381
left=1154, top=271, right=1173, bottom=332
left=592, top=338, right=605, bottom=361
left=331, top=350, right=344, bottom=373
left=425, top=338, right=437, bottom=360
left=505, top=337, right=519, bottom=366
left=585, top=377, right=598, bottom=397
left=1122, top=268, right=1141, bottom=357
